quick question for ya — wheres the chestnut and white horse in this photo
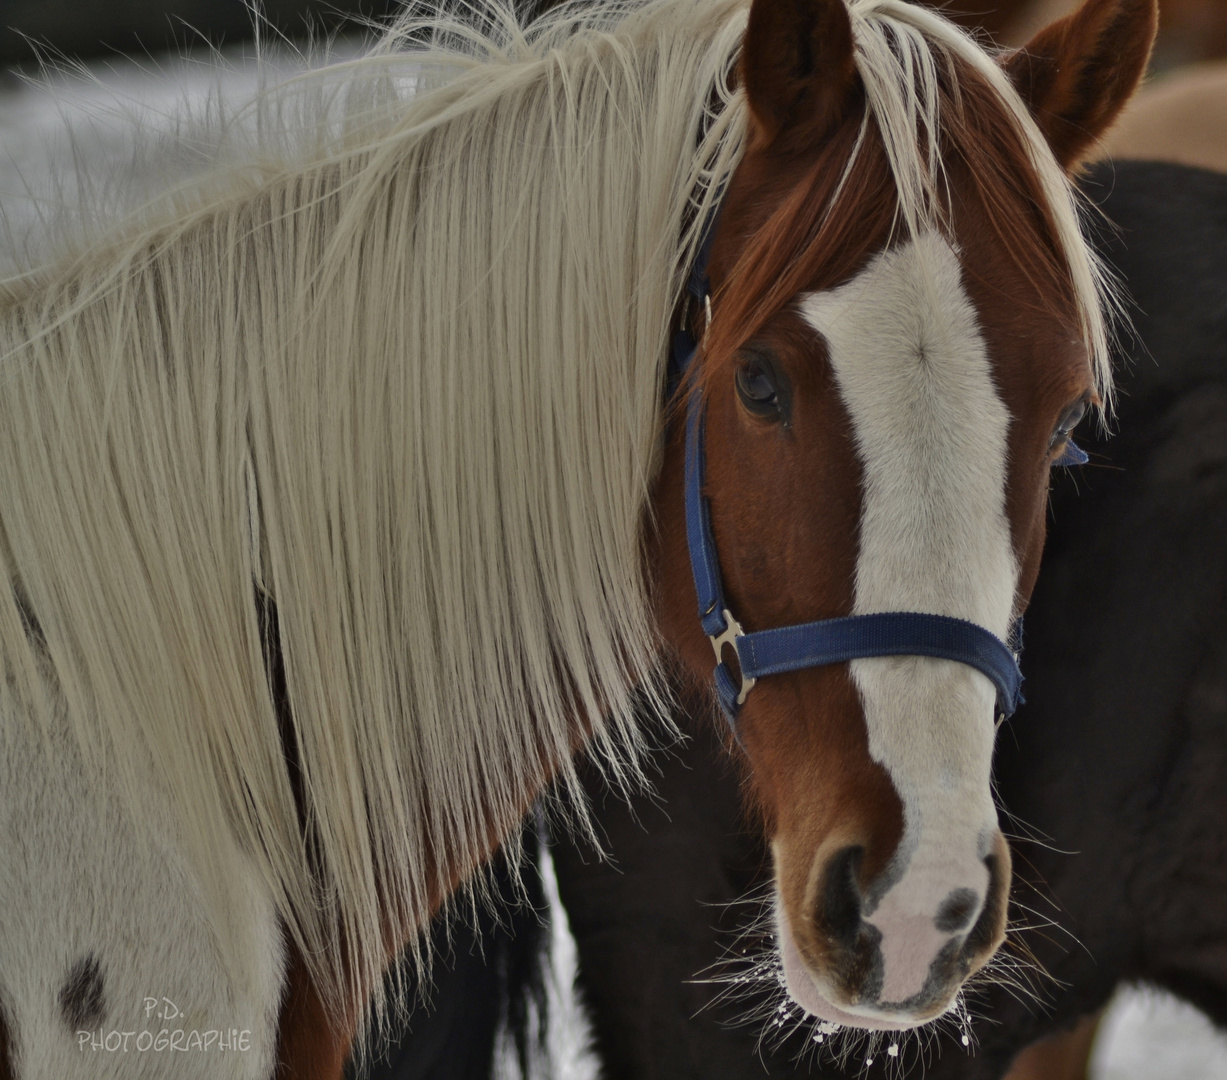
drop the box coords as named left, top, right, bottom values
left=0, top=0, right=1153, bottom=1074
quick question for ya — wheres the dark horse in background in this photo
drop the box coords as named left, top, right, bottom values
left=349, top=159, right=1227, bottom=1080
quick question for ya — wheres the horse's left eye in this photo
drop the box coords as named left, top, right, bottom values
left=1049, top=397, right=1090, bottom=467
left=735, top=354, right=784, bottom=420
left=1049, top=398, right=1088, bottom=450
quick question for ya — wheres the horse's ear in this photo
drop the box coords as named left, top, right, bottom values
left=741, top=0, right=858, bottom=150
left=1003, top=0, right=1158, bottom=170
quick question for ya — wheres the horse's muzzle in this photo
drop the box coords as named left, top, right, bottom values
left=778, top=831, right=1011, bottom=1029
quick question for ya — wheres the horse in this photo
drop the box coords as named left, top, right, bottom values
left=542, top=159, right=1227, bottom=1080
left=0, top=0, right=1155, bottom=1074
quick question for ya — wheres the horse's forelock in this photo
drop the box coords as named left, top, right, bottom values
left=698, top=0, right=1113, bottom=407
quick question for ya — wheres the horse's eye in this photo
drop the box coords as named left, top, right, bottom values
left=1049, top=397, right=1090, bottom=467
left=735, top=355, right=782, bottom=419
left=1049, top=398, right=1088, bottom=451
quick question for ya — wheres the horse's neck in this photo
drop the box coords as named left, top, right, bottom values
left=0, top=8, right=746, bottom=1016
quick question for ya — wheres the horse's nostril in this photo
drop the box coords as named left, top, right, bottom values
left=820, top=845, right=865, bottom=946
left=934, top=887, right=979, bottom=932
left=964, top=850, right=1008, bottom=955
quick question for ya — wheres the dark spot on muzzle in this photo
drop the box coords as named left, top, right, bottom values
left=881, top=853, right=1008, bottom=1014
left=60, top=954, right=105, bottom=1030
left=963, top=851, right=1007, bottom=956
left=818, top=845, right=885, bottom=1004
left=935, top=887, right=980, bottom=933
left=821, top=845, right=864, bottom=946
left=881, top=935, right=970, bottom=1013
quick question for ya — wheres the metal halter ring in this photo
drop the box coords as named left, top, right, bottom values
left=709, top=608, right=757, bottom=706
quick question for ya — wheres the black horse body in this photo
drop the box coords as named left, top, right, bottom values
left=355, top=160, right=1227, bottom=1079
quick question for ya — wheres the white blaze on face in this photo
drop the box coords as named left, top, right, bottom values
left=795, top=234, right=1017, bottom=1011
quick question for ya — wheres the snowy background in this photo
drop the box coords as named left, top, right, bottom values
left=3, top=44, right=1226, bottom=1080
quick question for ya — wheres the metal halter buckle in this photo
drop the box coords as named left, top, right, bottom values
left=709, top=608, right=757, bottom=706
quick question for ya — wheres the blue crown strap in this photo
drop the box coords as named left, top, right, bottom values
left=670, top=327, right=699, bottom=396
left=737, top=612, right=1023, bottom=717
left=669, top=199, right=722, bottom=373
left=684, top=394, right=730, bottom=640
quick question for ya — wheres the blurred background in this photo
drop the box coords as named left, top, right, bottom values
left=5, top=0, right=1227, bottom=69
left=0, top=1, right=399, bottom=69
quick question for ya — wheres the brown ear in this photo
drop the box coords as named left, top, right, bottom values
left=1003, top=0, right=1158, bottom=170
left=741, top=0, right=859, bottom=150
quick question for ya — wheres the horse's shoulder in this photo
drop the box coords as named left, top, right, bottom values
left=0, top=699, right=284, bottom=1079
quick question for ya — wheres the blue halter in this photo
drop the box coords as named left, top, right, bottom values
left=670, top=212, right=1027, bottom=728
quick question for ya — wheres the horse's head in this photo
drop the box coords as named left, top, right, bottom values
left=654, top=0, right=1155, bottom=1031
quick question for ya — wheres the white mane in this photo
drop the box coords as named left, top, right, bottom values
left=0, top=0, right=748, bottom=1014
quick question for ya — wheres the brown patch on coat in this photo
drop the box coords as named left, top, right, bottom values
left=1004, top=1010, right=1104, bottom=1080
left=274, top=934, right=359, bottom=1080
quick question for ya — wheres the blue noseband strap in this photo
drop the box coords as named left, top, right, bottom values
left=671, top=205, right=1025, bottom=728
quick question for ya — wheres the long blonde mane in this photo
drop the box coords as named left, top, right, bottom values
left=0, top=0, right=748, bottom=1014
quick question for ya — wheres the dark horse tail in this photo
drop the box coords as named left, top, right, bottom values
left=346, top=813, right=552, bottom=1080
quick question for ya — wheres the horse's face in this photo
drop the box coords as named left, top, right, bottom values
left=702, top=221, right=1087, bottom=1031
left=653, top=0, right=1154, bottom=1031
